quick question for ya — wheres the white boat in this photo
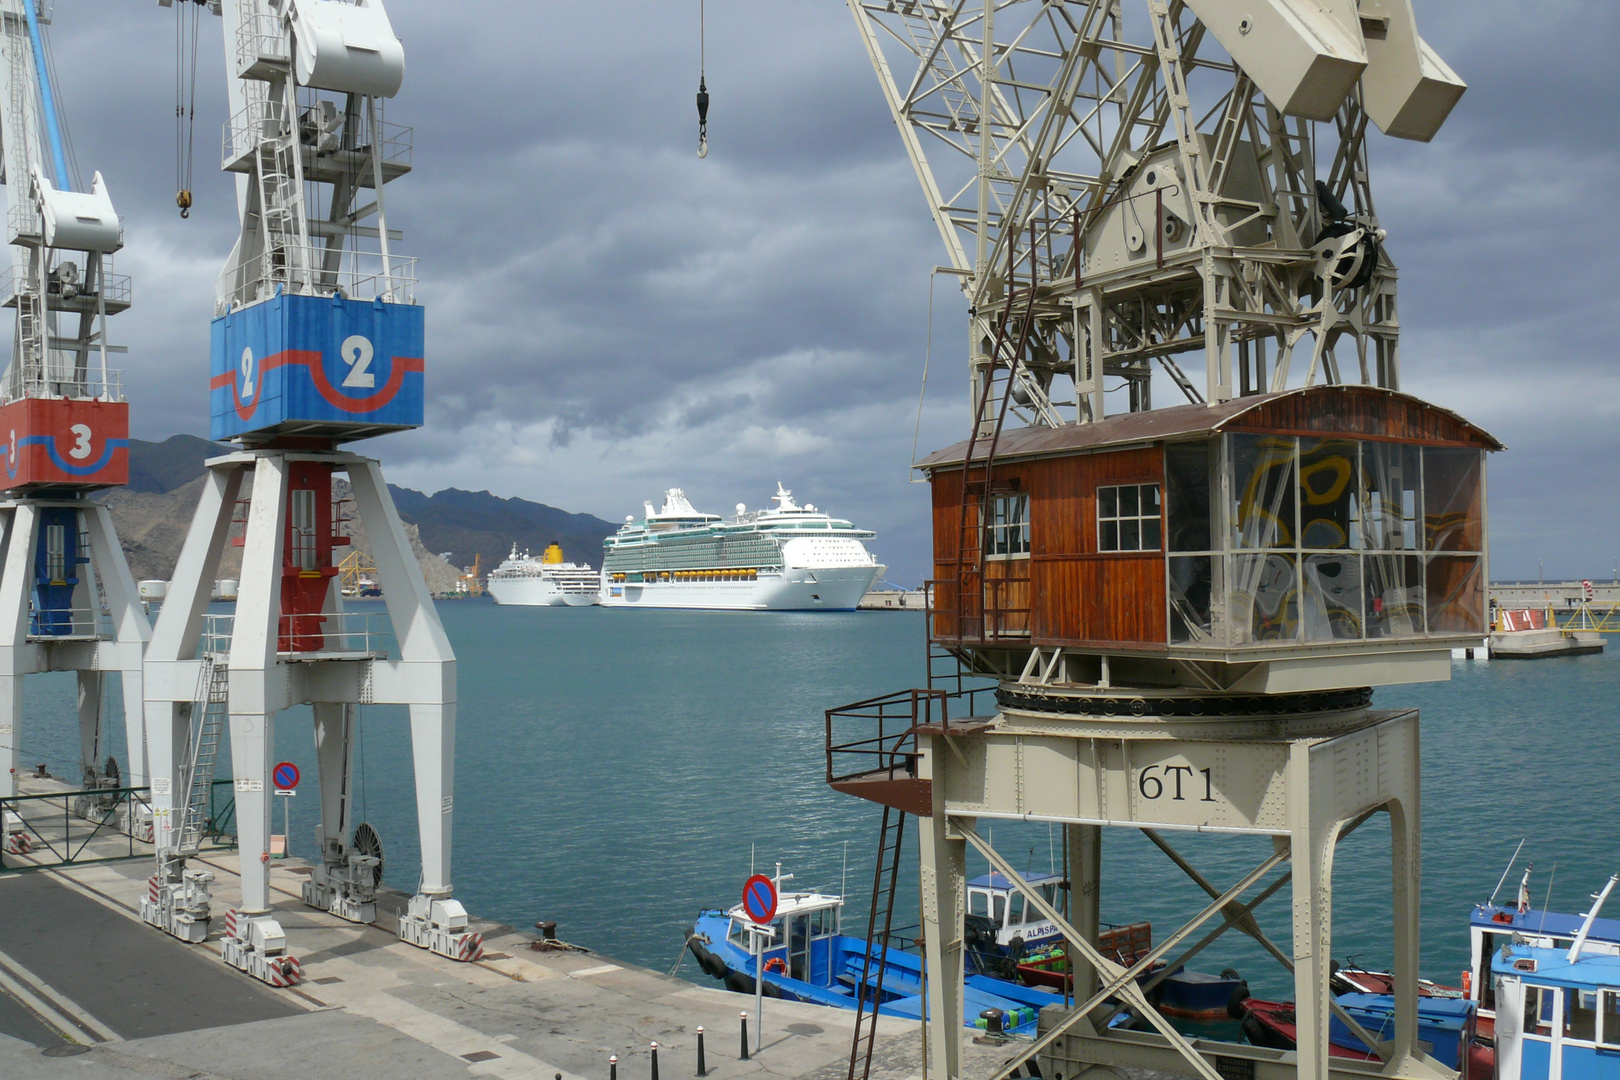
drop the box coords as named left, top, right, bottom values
left=600, top=484, right=885, bottom=611
left=486, top=542, right=601, bottom=607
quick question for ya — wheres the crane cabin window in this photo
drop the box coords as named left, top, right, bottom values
left=1098, top=484, right=1162, bottom=552
left=985, top=493, right=1030, bottom=558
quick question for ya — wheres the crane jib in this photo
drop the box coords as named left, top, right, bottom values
left=21, top=0, right=70, bottom=190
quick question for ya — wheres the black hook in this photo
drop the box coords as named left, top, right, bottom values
left=697, top=77, right=709, bottom=158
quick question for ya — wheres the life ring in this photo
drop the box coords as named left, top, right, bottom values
left=764, top=956, right=788, bottom=975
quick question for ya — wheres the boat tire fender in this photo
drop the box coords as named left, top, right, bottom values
left=1225, top=981, right=1251, bottom=1020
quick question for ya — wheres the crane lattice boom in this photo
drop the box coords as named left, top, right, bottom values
left=850, top=0, right=1464, bottom=427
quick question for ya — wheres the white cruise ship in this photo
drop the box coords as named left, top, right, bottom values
left=486, top=542, right=602, bottom=607
left=600, top=485, right=885, bottom=611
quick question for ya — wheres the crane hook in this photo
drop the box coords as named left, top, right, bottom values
left=696, top=76, right=709, bottom=159
left=176, top=189, right=192, bottom=219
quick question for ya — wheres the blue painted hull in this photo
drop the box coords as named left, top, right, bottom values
left=687, top=911, right=1057, bottom=1034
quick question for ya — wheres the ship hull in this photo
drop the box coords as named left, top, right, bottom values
left=487, top=575, right=601, bottom=607
left=600, top=565, right=883, bottom=611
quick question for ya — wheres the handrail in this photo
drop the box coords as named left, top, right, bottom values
left=825, top=688, right=943, bottom=787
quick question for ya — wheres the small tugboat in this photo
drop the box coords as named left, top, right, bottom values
left=1016, top=922, right=1152, bottom=989
left=1237, top=993, right=1487, bottom=1079
left=685, top=869, right=1057, bottom=1034
left=1492, top=874, right=1620, bottom=1080
left=1009, top=919, right=1242, bottom=1020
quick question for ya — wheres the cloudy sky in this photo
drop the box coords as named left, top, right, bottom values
left=30, top=0, right=1619, bottom=585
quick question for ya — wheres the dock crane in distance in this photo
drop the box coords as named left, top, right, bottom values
left=0, top=0, right=150, bottom=846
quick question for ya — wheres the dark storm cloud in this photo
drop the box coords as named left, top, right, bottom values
left=23, top=0, right=1615, bottom=583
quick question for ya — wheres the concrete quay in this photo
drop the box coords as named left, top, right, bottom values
left=0, top=848, right=995, bottom=1080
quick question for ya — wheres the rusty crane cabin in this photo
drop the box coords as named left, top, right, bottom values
left=919, top=386, right=1501, bottom=692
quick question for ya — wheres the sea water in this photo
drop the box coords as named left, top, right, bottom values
left=14, top=603, right=1619, bottom=998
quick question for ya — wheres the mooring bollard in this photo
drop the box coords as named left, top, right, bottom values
left=740, top=1011, right=750, bottom=1061
left=651, top=1042, right=660, bottom=1080
left=611, top=1054, right=619, bottom=1080
left=696, top=1026, right=707, bottom=1077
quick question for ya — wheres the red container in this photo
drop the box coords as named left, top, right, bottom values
left=0, top=398, right=129, bottom=491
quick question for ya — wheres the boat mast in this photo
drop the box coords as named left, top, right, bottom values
left=1567, top=874, right=1619, bottom=962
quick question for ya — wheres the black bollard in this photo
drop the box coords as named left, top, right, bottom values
left=611, top=1055, right=619, bottom=1080
left=651, top=1042, right=660, bottom=1080
left=696, top=1027, right=707, bottom=1077
left=740, top=1011, right=750, bottom=1061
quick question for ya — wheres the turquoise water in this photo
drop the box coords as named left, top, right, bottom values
left=17, top=604, right=1619, bottom=999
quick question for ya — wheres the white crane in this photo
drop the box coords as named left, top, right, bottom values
left=0, top=0, right=150, bottom=843
left=850, top=0, right=1464, bottom=429
left=142, top=0, right=477, bottom=985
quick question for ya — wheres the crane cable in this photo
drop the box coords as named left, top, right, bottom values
left=174, top=0, right=203, bottom=217
left=696, top=0, right=708, bottom=158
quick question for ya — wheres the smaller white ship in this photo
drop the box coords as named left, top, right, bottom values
left=486, top=542, right=601, bottom=607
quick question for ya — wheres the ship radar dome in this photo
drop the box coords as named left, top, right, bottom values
left=736, top=503, right=746, bottom=515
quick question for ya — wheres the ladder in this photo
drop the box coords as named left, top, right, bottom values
left=175, top=656, right=229, bottom=855
left=250, top=83, right=311, bottom=295
left=846, top=807, right=907, bottom=1080
left=949, top=280, right=1040, bottom=643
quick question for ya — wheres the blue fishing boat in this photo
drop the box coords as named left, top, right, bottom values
left=684, top=873, right=1057, bottom=1034
left=1492, top=875, right=1620, bottom=1080
left=1470, top=862, right=1620, bottom=1037
left=966, top=870, right=1066, bottom=953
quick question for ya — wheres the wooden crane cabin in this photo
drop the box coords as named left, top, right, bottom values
left=917, top=386, right=1502, bottom=693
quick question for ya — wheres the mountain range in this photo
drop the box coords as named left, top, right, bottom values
left=106, top=435, right=617, bottom=582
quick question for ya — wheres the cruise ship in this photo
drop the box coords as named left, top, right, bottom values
left=486, top=542, right=602, bottom=607
left=600, top=485, right=885, bottom=610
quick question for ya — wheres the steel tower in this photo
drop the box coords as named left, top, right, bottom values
left=142, top=0, right=479, bottom=985
left=0, top=0, right=149, bottom=837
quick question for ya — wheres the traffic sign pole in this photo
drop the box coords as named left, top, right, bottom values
left=753, top=929, right=763, bottom=1055
left=740, top=873, right=777, bottom=1056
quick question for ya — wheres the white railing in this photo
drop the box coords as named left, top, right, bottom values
left=0, top=264, right=132, bottom=310
left=26, top=605, right=110, bottom=640
left=201, top=610, right=396, bottom=658
left=235, top=243, right=418, bottom=305
left=222, top=98, right=413, bottom=173
left=234, top=2, right=289, bottom=76
left=9, top=200, right=40, bottom=243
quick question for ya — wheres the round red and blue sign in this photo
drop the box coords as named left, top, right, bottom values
left=741, top=874, right=777, bottom=925
left=272, top=761, right=300, bottom=791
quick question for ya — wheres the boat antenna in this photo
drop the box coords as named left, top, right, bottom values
left=1536, top=863, right=1557, bottom=937
left=1567, top=874, right=1619, bottom=962
left=696, top=0, right=709, bottom=158
left=1488, top=838, right=1528, bottom=905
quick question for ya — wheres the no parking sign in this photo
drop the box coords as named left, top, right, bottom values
left=273, top=762, right=300, bottom=792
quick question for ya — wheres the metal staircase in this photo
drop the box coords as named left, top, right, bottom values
left=176, top=656, right=229, bottom=854
left=846, top=806, right=907, bottom=1080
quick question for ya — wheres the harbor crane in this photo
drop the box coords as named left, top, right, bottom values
left=852, top=0, right=1463, bottom=429
left=829, top=6, right=1487, bottom=1080
left=0, top=0, right=150, bottom=836
left=141, top=0, right=480, bottom=985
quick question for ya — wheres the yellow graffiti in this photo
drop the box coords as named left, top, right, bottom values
left=1300, top=452, right=1352, bottom=505
left=1236, top=438, right=1294, bottom=547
